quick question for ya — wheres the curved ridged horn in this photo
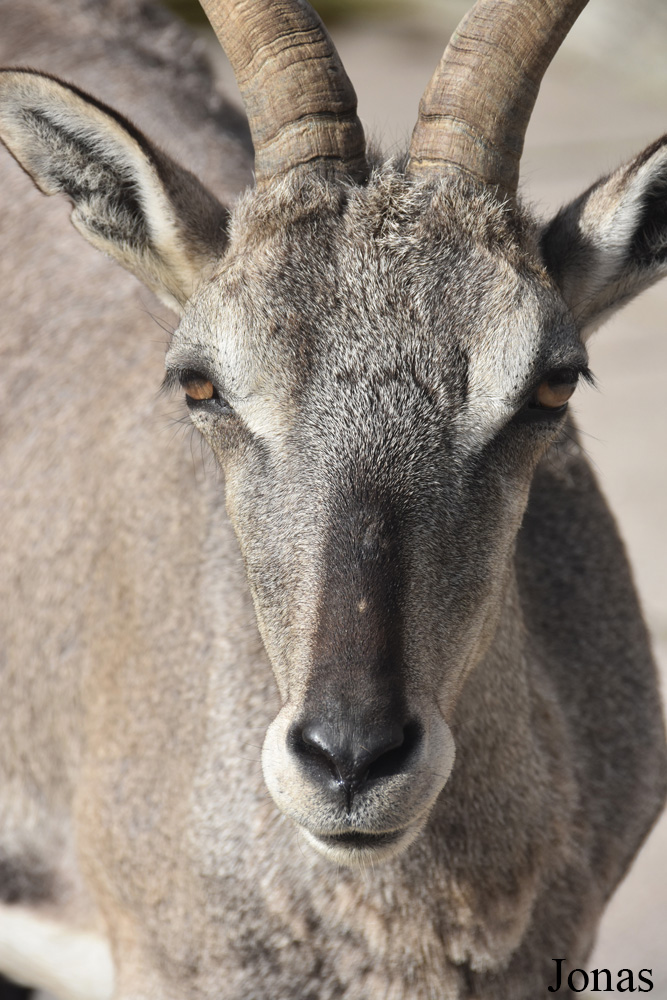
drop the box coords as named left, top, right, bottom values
left=199, top=0, right=368, bottom=185
left=407, top=0, right=589, bottom=196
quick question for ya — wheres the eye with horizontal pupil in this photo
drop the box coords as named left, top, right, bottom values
left=529, top=371, right=579, bottom=411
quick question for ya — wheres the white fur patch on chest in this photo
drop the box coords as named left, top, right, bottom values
left=0, top=906, right=113, bottom=1000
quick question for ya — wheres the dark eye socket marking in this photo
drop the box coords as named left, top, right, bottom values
left=516, top=365, right=593, bottom=424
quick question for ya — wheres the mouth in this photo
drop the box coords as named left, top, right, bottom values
left=316, top=829, right=404, bottom=849
left=302, top=825, right=416, bottom=864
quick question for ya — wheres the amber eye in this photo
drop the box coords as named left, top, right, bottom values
left=181, top=372, right=215, bottom=399
left=530, top=371, right=579, bottom=411
left=176, top=369, right=233, bottom=416
left=185, top=380, right=214, bottom=401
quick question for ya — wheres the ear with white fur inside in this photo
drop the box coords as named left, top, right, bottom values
left=541, top=135, right=667, bottom=337
left=0, top=69, right=230, bottom=313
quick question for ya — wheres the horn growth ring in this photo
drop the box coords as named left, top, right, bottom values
left=200, top=0, right=368, bottom=185
left=407, top=0, right=589, bottom=197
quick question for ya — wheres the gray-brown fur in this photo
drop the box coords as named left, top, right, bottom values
left=0, top=1, right=666, bottom=999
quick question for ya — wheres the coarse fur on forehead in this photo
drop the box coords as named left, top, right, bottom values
left=172, top=166, right=583, bottom=452
left=221, top=164, right=548, bottom=292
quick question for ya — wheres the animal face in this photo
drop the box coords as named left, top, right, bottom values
left=165, top=173, right=587, bottom=862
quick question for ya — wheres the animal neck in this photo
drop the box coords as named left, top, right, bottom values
left=442, top=568, right=577, bottom=863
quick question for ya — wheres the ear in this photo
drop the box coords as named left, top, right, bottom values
left=541, top=136, right=667, bottom=338
left=0, top=69, right=230, bottom=313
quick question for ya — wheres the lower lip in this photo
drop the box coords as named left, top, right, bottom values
left=315, top=829, right=405, bottom=850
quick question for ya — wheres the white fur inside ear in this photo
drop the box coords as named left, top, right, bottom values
left=580, top=144, right=667, bottom=288
left=544, top=138, right=667, bottom=337
left=0, top=906, right=114, bottom=1000
left=0, top=71, right=222, bottom=311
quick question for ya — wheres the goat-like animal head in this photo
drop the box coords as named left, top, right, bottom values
left=2, top=0, right=667, bottom=865
left=168, top=174, right=583, bottom=860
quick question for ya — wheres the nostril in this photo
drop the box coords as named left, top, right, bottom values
left=289, top=719, right=421, bottom=792
left=365, top=720, right=421, bottom=784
